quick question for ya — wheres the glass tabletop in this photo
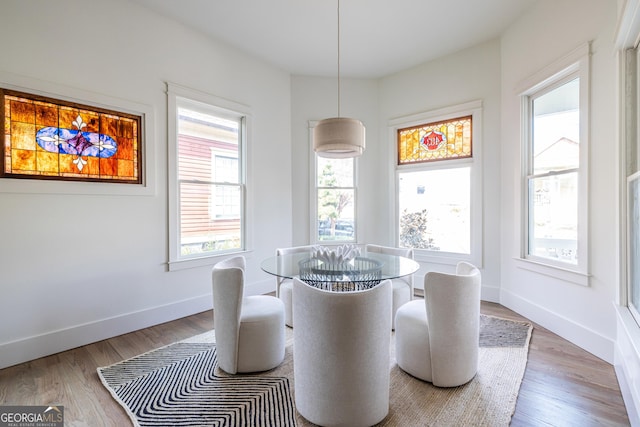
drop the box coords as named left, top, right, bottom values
left=260, top=250, right=419, bottom=283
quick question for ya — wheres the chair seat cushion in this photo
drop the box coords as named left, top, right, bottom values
left=237, top=295, right=285, bottom=373
left=241, top=295, right=284, bottom=321
left=394, top=300, right=433, bottom=382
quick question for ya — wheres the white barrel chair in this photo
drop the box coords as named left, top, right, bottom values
left=394, top=261, right=481, bottom=387
left=275, top=245, right=314, bottom=327
left=293, top=278, right=392, bottom=427
left=212, top=256, right=286, bottom=374
left=365, top=244, right=414, bottom=329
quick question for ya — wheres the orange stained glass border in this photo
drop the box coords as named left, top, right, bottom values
left=397, top=115, right=472, bottom=165
left=1, top=88, right=142, bottom=184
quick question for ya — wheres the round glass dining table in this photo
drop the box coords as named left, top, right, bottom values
left=261, top=250, right=419, bottom=292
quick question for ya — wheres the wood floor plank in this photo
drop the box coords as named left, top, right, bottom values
left=0, top=303, right=630, bottom=426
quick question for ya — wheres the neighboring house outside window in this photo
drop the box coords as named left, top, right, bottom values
left=167, top=83, right=248, bottom=270
left=517, top=44, right=589, bottom=285
left=391, top=100, right=482, bottom=266
left=212, top=155, right=240, bottom=218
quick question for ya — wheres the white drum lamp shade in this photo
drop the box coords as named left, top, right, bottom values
left=313, top=117, right=365, bottom=158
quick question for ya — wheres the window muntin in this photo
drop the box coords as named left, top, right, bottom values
left=315, top=156, right=356, bottom=243
left=398, top=116, right=472, bottom=165
left=526, top=77, right=580, bottom=265
left=176, top=99, right=245, bottom=258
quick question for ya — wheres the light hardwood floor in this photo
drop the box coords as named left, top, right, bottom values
left=0, top=302, right=631, bottom=426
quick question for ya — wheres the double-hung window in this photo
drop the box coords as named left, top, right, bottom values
left=311, top=122, right=357, bottom=243
left=518, top=44, right=589, bottom=283
left=168, top=84, right=248, bottom=270
left=391, top=101, right=482, bottom=265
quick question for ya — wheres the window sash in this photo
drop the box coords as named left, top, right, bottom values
left=524, top=76, right=580, bottom=266
left=517, top=44, right=590, bottom=281
left=526, top=170, right=578, bottom=264
left=178, top=181, right=244, bottom=256
left=398, top=166, right=471, bottom=254
left=315, top=176, right=356, bottom=243
left=311, top=130, right=357, bottom=243
left=168, top=83, right=249, bottom=270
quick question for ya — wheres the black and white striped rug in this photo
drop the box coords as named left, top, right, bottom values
left=98, top=343, right=296, bottom=427
left=99, top=315, right=532, bottom=427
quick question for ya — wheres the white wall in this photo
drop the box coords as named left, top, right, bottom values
left=290, top=0, right=624, bottom=369
left=0, top=0, right=630, bottom=397
left=500, top=0, right=619, bottom=363
left=0, top=0, right=292, bottom=369
left=291, top=42, right=504, bottom=299
left=377, top=39, right=504, bottom=300
left=290, top=76, right=380, bottom=246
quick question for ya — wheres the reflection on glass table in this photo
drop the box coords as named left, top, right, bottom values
left=261, top=250, right=419, bottom=292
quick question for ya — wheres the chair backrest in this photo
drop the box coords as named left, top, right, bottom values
left=292, top=278, right=392, bottom=426
left=424, top=261, right=481, bottom=387
left=211, top=255, right=246, bottom=374
left=365, top=244, right=414, bottom=287
left=275, top=245, right=314, bottom=296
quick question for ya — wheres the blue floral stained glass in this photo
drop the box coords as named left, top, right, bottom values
left=2, top=88, right=142, bottom=183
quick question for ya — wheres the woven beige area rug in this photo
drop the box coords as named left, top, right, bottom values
left=99, top=314, right=532, bottom=427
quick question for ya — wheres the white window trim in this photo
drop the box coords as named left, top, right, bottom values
left=166, top=82, right=253, bottom=271
left=389, top=100, right=483, bottom=267
left=617, top=1, right=640, bottom=310
left=308, top=120, right=359, bottom=245
left=514, top=42, right=591, bottom=286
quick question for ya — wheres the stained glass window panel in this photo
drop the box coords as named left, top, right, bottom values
left=398, top=115, right=472, bottom=165
left=1, top=89, right=142, bottom=183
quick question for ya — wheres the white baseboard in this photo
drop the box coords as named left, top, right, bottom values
left=500, top=289, right=614, bottom=363
left=481, top=284, right=500, bottom=303
left=0, top=278, right=275, bottom=370
left=615, top=305, right=640, bottom=426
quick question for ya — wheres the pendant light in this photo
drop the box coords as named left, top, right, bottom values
left=313, top=0, right=365, bottom=158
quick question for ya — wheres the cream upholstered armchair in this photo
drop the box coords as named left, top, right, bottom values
left=275, top=245, right=314, bottom=327
left=212, top=256, right=286, bottom=374
left=365, top=244, right=414, bottom=329
left=394, top=261, right=481, bottom=387
left=293, top=278, right=392, bottom=427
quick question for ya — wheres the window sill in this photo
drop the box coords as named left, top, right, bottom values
left=168, top=249, right=252, bottom=272
left=513, top=257, right=590, bottom=286
left=414, top=251, right=480, bottom=268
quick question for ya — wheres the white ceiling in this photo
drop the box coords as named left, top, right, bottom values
left=131, top=0, right=537, bottom=79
